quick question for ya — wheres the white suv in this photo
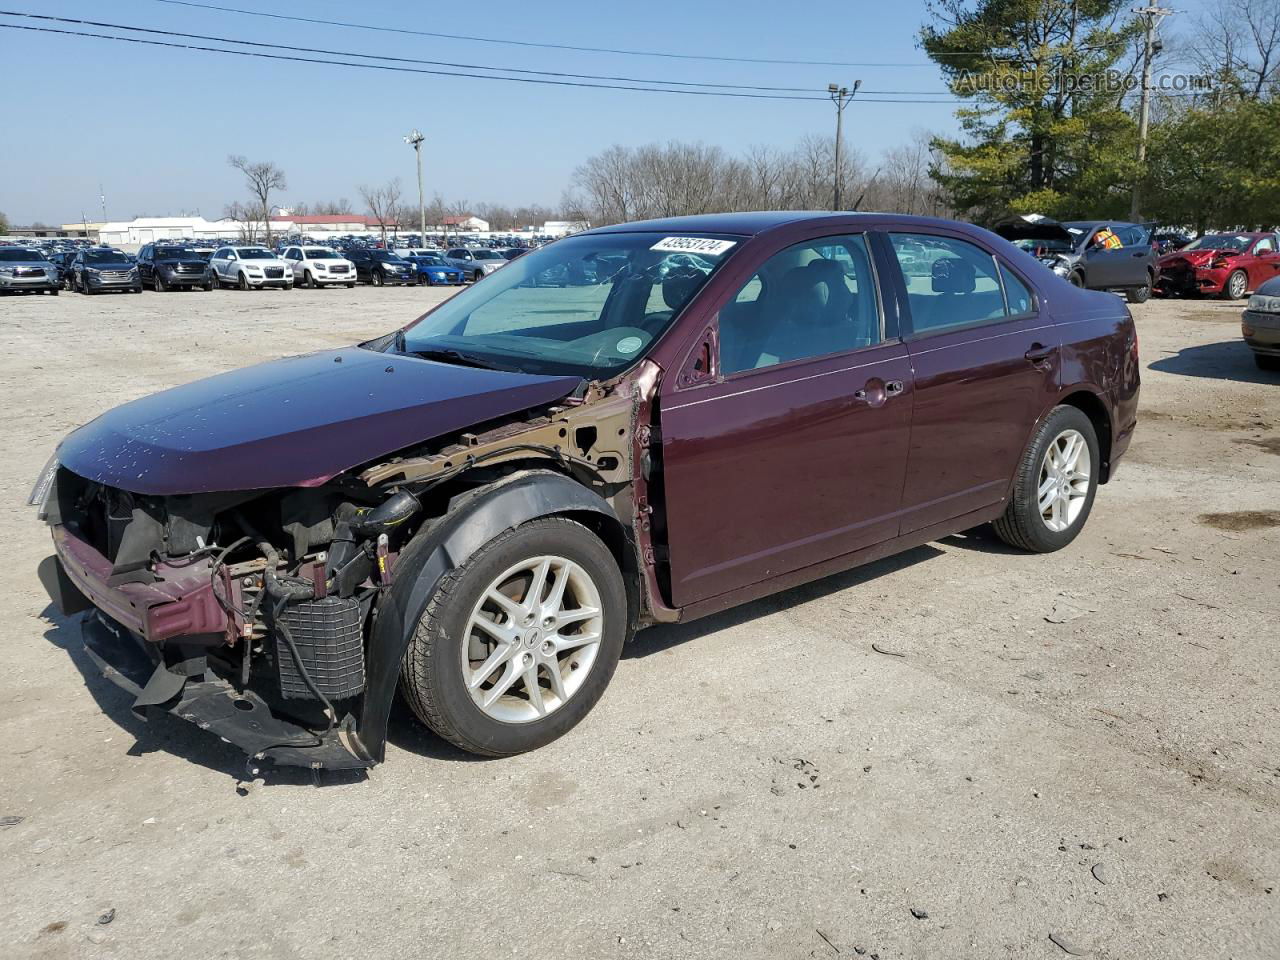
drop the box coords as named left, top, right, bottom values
left=282, top=246, right=357, bottom=288
left=208, top=246, right=293, bottom=290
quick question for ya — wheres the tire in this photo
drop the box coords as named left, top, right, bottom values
left=347, top=282, right=356, bottom=288
left=153, top=272, right=166, bottom=293
left=473, top=270, right=483, bottom=283
left=50, top=288, right=59, bottom=296
left=416, top=273, right=427, bottom=286
left=1126, top=274, right=1152, bottom=304
left=237, top=271, right=250, bottom=291
left=284, top=281, right=294, bottom=291
left=1255, top=353, right=1280, bottom=372
left=1220, top=269, right=1247, bottom=300
left=305, top=270, right=317, bottom=289
left=992, top=405, right=1100, bottom=553
left=371, top=269, right=384, bottom=287
left=1068, top=271, right=1085, bottom=288
left=401, top=516, right=627, bottom=757
left=202, top=277, right=214, bottom=291
left=81, top=278, right=95, bottom=295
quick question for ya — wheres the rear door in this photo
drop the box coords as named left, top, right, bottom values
left=1248, top=235, right=1279, bottom=289
left=658, top=229, right=914, bottom=607
left=882, top=230, right=1059, bottom=533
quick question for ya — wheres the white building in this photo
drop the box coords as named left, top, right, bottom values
left=98, top=216, right=246, bottom=246
left=540, top=220, right=589, bottom=237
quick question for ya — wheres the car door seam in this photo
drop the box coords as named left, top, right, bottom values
left=664, top=356, right=896, bottom=410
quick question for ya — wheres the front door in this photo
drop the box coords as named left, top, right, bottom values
left=884, top=230, right=1059, bottom=532
left=658, top=231, right=914, bottom=608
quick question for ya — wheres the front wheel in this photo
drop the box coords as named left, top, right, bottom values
left=153, top=272, right=166, bottom=293
left=992, top=405, right=1100, bottom=553
left=1068, top=271, right=1085, bottom=288
left=401, top=517, right=628, bottom=757
left=237, top=271, right=250, bottom=291
left=1221, top=269, right=1247, bottom=300
left=371, top=270, right=384, bottom=287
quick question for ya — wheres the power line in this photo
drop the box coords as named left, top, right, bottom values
left=146, top=0, right=964, bottom=67
left=0, top=21, right=966, bottom=102
left=0, top=10, right=959, bottom=97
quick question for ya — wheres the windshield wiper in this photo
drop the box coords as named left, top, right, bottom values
left=410, top=347, right=518, bottom=372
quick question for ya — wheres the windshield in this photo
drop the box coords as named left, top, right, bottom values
left=237, top=249, right=275, bottom=260
left=304, top=248, right=341, bottom=259
left=372, top=251, right=407, bottom=262
left=395, top=231, right=736, bottom=377
left=0, top=249, right=44, bottom=262
left=411, top=254, right=446, bottom=265
left=1182, top=234, right=1252, bottom=252
left=84, top=250, right=126, bottom=263
left=155, top=247, right=197, bottom=259
left=471, top=249, right=504, bottom=260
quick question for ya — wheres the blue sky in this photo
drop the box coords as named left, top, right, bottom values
left=0, top=0, right=1196, bottom=224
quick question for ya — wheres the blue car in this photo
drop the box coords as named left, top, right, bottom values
left=402, top=250, right=466, bottom=286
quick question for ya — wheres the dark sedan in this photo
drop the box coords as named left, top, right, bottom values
left=1243, top=275, right=1280, bottom=370
left=32, top=211, right=1138, bottom=774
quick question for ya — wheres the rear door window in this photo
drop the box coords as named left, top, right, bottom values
left=888, top=233, right=1015, bottom=336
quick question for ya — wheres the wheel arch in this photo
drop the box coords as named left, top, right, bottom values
left=1057, top=388, right=1114, bottom=482
left=356, top=469, right=629, bottom=762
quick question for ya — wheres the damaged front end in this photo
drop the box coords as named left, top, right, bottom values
left=34, top=374, right=654, bottom=774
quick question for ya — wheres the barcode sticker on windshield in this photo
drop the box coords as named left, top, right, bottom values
left=650, top=237, right=737, bottom=256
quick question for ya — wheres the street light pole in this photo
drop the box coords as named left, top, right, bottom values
left=404, top=129, right=426, bottom=245
left=828, top=81, right=861, bottom=210
left=1130, top=5, right=1173, bottom=221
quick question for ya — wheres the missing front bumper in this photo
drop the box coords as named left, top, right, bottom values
left=80, top=611, right=374, bottom=772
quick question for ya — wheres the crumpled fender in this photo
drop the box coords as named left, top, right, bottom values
left=353, top=470, right=621, bottom=762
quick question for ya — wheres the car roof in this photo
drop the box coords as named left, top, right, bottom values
left=583, top=211, right=967, bottom=238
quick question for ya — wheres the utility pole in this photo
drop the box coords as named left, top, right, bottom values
left=404, top=128, right=426, bottom=245
left=1130, top=5, right=1173, bottom=221
left=99, top=183, right=106, bottom=223
left=828, top=81, right=861, bottom=210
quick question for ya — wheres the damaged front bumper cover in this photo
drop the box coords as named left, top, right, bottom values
left=80, top=609, right=374, bottom=772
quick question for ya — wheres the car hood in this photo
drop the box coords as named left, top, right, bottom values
left=82, top=261, right=134, bottom=270
left=158, top=258, right=207, bottom=267
left=58, top=346, right=583, bottom=495
left=992, top=215, right=1076, bottom=246
left=1158, top=248, right=1243, bottom=267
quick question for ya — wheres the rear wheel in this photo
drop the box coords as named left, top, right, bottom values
left=1221, top=269, right=1247, bottom=300
left=1126, top=274, right=1152, bottom=304
left=401, top=517, right=627, bottom=757
left=992, top=405, right=1100, bottom=553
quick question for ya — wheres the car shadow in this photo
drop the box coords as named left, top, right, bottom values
left=625, top=543, right=946, bottom=659
left=1149, top=340, right=1277, bottom=384
left=40, top=605, right=363, bottom=787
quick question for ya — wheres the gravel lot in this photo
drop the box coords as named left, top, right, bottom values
left=2, top=285, right=1277, bottom=960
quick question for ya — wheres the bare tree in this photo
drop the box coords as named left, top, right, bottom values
left=1190, top=0, right=1280, bottom=99
left=222, top=201, right=259, bottom=242
left=360, top=179, right=403, bottom=245
left=227, top=155, right=286, bottom=245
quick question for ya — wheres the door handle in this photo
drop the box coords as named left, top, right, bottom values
left=1024, top=343, right=1054, bottom=364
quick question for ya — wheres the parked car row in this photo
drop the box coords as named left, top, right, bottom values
left=0, top=243, right=523, bottom=295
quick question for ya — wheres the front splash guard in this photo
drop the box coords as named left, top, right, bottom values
left=81, top=612, right=373, bottom=772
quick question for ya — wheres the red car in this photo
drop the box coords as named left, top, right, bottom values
left=1155, top=232, right=1280, bottom=299
left=34, top=212, right=1140, bottom=771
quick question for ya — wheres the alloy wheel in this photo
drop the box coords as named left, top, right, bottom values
left=1228, top=271, right=1247, bottom=299
left=1038, top=429, right=1091, bottom=532
left=460, top=555, right=603, bottom=724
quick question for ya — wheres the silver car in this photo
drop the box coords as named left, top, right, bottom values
left=442, top=247, right=508, bottom=282
left=0, top=247, right=60, bottom=295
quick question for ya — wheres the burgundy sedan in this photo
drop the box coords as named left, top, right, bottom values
left=1155, top=231, right=1280, bottom=299
left=33, top=212, right=1139, bottom=772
